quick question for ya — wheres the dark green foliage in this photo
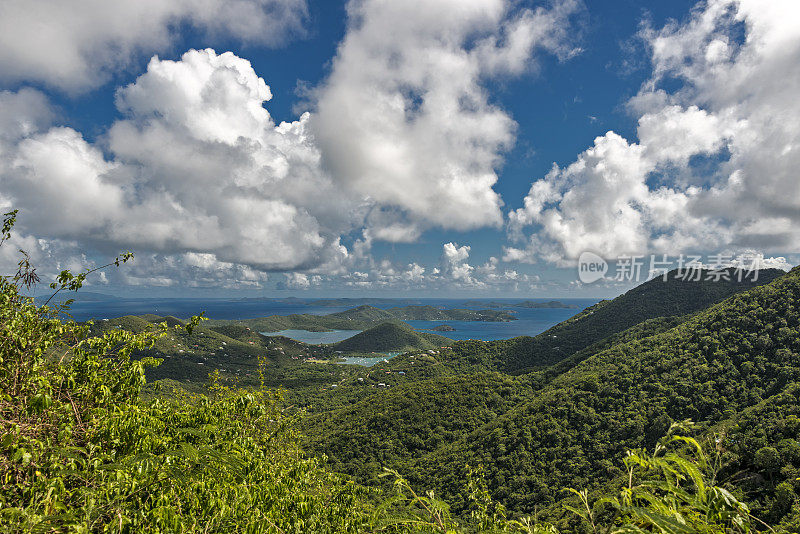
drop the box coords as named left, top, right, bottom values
left=301, top=315, right=692, bottom=499
left=714, top=384, right=800, bottom=531
left=305, top=373, right=534, bottom=483
left=530, top=315, right=691, bottom=386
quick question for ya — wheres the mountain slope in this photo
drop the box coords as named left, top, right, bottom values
left=412, top=267, right=800, bottom=518
left=303, top=316, right=689, bottom=487
left=333, top=322, right=451, bottom=353
left=709, top=383, right=800, bottom=531
left=301, top=270, right=793, bottom=492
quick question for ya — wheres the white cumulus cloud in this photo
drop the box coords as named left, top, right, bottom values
left=0, top=50, right=357, bottom=279
left=312, top=0, right=583, bottom=235
left=440, top=242, right=479, bottom=286
left=0, top=0, right=308, bottom=92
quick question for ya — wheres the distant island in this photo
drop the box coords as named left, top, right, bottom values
left=206, top=304, right=515, bottom=333
left=515, top=300, right=579, bottom=309
left=309, top=298, right=419, bottom=307
left=463, top=300, right=579, bottom=309
left=386, top=305, right=515, bottom=322
left=34, top=291, right=119, bottom=303
left=431, top=324, right=456, bottom=332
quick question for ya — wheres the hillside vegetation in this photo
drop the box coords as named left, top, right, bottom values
left=1, top=274, right=378, bottom=531
left=304, top=316, right=690, bottom=482
left=304, top=373, right=535, bottom=482
left=332, top=322, right=451, bottom=353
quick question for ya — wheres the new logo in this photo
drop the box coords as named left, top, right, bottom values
left=578, top=252, right=607, bottom=284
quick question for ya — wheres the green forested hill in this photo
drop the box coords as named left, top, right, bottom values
left=203, top=305, right=395, bottom=333
left=410, top=267, right=800, bottom=523
left=713, top=383, right=800, bottom=531
left=301, top=315, right=694, bottom=485
left=207, top=323, right=272, bottom=343
left=304, top=373, right=534, bottom=482
left=88, top=314, right=330, bottom=386
left=328, top=304, right=397, bottom=322
left=205, top=311, right=376, bottom=332
left=332, top=322, right=451, bottom=353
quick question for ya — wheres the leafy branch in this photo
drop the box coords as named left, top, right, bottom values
left=44, top=252, right=134, bottom=306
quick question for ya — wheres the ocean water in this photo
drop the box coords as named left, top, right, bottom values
left=406, top=306, right=590, bottom=342
left=59, top=297, right=598, bottom=343
left=259, top=308, right=596, bottom=344
left=262, top=329, right=362, bottom=344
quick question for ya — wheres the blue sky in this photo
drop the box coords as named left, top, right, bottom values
left=0, top=0, right=797, bottom=298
